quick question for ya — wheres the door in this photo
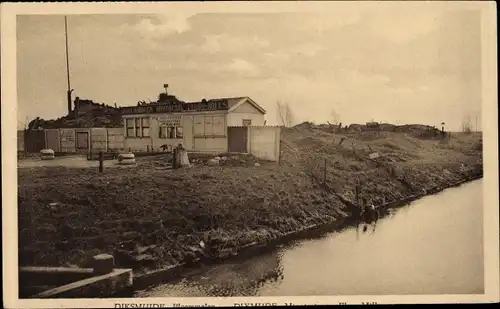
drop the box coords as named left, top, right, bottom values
left=45, top=129, right=61, bottom=152
left=76, top=132, right=89, bottom=152
left=228, top=127, right=248, bottom=153
left=24, top=130, right=46, bottom=153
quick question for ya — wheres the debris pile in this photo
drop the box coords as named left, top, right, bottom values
left=28, top=112, right=123, bottom=130
left=27, top=98, right=123, bottom=130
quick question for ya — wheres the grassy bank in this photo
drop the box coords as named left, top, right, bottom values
left=18, top=127, right=483, bottom=277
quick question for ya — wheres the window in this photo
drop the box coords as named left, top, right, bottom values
left=160, top=124, right=182, bottom=139
left=194, top=116, right=204, bottom=136
left=126, top=119, right=135, bottom=137
left=242, top=119, right=252, bottom=126
left=213, top=115, right=225, bottom=136
left=176, top=127, right=183, bottom=139
left=141, top=118, right=150, bottom=137
left=125, top=117, right=150, bottom=138
left=204, top=117, right=213, bottom=135
left=159, top=126, right=167, bottom=139
left=135, top=118, right=141, bottom=137
left=168, top=127, right=175, bottom=139
left=194, top=115, right=226, bottom=137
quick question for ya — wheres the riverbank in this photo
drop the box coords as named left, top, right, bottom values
left=135, top=178, right=484, bottom=297
left=18, top=128, right=483, bottom=287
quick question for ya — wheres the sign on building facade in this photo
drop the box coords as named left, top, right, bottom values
left=158, top=115, right=181, bottom=127
left=120, top=100, right=229, bottom=115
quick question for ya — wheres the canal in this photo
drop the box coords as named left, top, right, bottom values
left=135, top=179, right=484, bottom=297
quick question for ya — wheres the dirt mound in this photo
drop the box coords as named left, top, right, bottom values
left=293, top=121, right=315, bottom=131
left=280, top=122, right=481, bottom=177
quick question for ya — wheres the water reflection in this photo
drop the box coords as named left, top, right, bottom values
left=136, top=249, right=284, bottom=297
left=137, top=180, right=484, bottom=297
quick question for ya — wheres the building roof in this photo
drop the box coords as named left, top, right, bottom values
left=210, top=97, right=266, bottom=114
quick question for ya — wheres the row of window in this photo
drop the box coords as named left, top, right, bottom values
left=126, top=118, right=150, bottom=138
left=125, top=116, right=252, bottom=139
left=126, top=117, right=183, bottom=139
left=160, top=126, right=183, bottom=139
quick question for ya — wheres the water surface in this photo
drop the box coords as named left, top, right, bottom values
left=136, top=179, right=484, bottom=296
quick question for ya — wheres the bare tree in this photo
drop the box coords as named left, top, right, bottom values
left=18, top=116, right=30, bottom=130
left=461, top=115, right=473, bottom=133
left=276, top=101, right=295, bottom=127
left=329, top=109, right=341, bottom=125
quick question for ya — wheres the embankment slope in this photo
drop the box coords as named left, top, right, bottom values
left=18, top=126, right=483, bottom=275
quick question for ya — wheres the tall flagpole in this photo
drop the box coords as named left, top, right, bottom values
left=65, top=16, right=73, bottom=114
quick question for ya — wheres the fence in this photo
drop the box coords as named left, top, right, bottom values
left=22, top=126, right=281, bottom=161
left=248, top=126, right=281, bottom=161
left=107, top=128, right=125, bottom=151
left=17, top=130, right=25, bottom=152
left=23, top=128, right=125, bottom=154
left=227, top=125, right=281, bottom=161
left=23, top=130, right=45, bottom=153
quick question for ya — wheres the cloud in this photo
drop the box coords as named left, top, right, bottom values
left=225, top=59, right=260, bottom=76
left=366, top=10, right=442, bottom=44
left=263, top=51, right=291, bottom=62
left=126, top=13, right=193, bottom=40
left=344, top=71, right=391, bottom=87
left=290, top=42, right=325, bottom=57
left=201, top=33, right=269, bottom=53
left=295, top=11, right=361, bottom=32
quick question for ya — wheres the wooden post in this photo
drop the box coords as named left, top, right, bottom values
left=172, top=148, right=178, bottom=169
left=99, top=151, right=104, bottom=173
left=278, top=139, right=282, bottom=166
left=355, top=183, right=360, bottom=207
left=323, top=159, right=327, bottom=184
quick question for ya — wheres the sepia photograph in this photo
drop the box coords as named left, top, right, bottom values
left=2, top=1, right=498, bottom=307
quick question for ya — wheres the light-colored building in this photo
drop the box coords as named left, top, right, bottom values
left=121, top=96, right=267, bottom=153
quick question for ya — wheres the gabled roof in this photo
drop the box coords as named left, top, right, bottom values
left=168, top=96, right=266, bottom=114
left=224, top=96, right=267, bottom=114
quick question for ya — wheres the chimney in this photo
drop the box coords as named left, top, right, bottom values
left=163, top=84, right=169, bottom=95
left=75, top=96, right=80, bottom=115
left=67, top=90, right=73, bottom=114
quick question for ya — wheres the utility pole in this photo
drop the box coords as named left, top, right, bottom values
left=64, top=16, right=73, bottom=115
left=475, top=115, right=478, bottom=132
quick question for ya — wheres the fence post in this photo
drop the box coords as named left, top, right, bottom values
left=278, top=139, right=282, bottom=166
left=99, top=151, right=104, bottom=173
left=172, top=148, right=178, bottom=169
left=355, top=185, right=359, bottom=207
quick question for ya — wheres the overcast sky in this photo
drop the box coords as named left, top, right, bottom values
left=17, top=5, right=482, bottom=130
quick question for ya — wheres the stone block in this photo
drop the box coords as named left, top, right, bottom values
left=40, top=149, right=55, bottom=160
left=207, top=159, right=219, bottom=166
left=92, top=254, right=114, bottom=275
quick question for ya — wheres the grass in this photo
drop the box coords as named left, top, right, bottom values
left=17, top=128, right=483, bottom=274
